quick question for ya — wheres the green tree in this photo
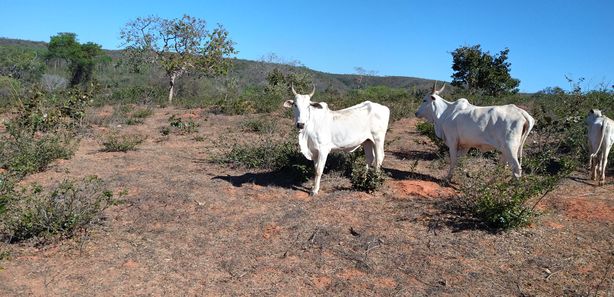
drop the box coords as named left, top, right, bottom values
left=0, top=46, right=46, bottom=83
left=46, top=33, right=104, bottom=87
left=451, top=45, right=520, bottom=96
left=120, top=15, right=237, bottom=103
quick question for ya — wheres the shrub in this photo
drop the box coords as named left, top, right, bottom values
left=100, top=132, right=146, bottom=152
left=159, top=126, right=171, bottom=136
left=240, top=118, right=277, bottom=134
left=0, top=176, right=115, bottom=243
left=0, top=132, right=74, bottom=178
left=458, top=164, right=559, bottom=230
left=218, top=138, right=312, bottom=182
left=350, top=157, right=385, bottom=193
left=168, top=115, right=199, bottom=134
left=131, top=107, right=154, bottom=119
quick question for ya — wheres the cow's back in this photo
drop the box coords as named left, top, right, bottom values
left=444, top=104, right=527, bottom=149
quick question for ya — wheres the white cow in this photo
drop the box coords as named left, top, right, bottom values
left=586, top=109, right=614, bottom=185
left=415, top=82, right=535, bottom=180
left=283, top=85, right=390, bottom=195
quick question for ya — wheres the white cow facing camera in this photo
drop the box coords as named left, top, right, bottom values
left=284, top=85, right=390, bottom=195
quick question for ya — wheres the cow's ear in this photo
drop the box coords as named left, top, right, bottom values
left=310, top=102, right=324, bottom=109
left=283, top=100, right=294, bottom=108
left=430, top=95, right=437, bottom=101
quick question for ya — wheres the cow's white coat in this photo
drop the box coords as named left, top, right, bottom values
left=415, top=83, right=535, bottom=180
left=586, top=109, right=614, bottom=185
left=284, top=87, right=390, bottom=195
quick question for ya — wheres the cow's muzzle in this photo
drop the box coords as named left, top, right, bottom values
left=296, top=123, right=305, bottom=129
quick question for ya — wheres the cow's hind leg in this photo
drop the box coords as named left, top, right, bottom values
left=374, top=138, right=385, bottom=170
left=363, top=140, right=375, bottom=169
left=502, top=146, right=522, bottom=178
left=590, top=154, right=599, bottom=181
left=311, top=149, right=330, bottom=196
left=599, top=144, right=611, bottom=185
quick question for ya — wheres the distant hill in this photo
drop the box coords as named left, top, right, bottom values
left=0, top=37, right=438, bottom=92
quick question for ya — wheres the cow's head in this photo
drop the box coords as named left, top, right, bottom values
left=587, top=109, right=603, bottom=124
left=415, top=81, right=446, bottom=122
left=283, top=84, right=323, bottom=130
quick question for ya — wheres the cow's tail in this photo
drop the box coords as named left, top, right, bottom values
left=518, top=108, right=535, bottom=164
left=590, top=116, right=609, bottom=160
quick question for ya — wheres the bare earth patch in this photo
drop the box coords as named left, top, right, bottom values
left=1, top=107, right=612, bottom=296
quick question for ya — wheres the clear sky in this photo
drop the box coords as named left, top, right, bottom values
left=1, top=0, right=612, bottom=92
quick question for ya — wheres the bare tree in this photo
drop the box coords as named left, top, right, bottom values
left=120, top=15, right=237, bottom=102
left=354, top=66, right=378, bottom=88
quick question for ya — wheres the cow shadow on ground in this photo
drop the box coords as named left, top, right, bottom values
left=382, top=167, right=444, bottom=184
left=389, top=150, right=440, bottom=161
left=212, top=171, right=310, bottom=193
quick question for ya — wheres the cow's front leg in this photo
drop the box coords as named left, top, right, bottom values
left=311, top=150, right=330, bottom=196
left=446, top=145, right=459, bottom=182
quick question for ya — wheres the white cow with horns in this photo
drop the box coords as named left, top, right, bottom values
left=586, top=109, right=613, bottom=185
left=415, top=82, right=535, bottom=180
left=284, top=85, right=390, bottom=195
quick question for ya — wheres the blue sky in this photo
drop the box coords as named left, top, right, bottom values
left=1, top=0, right=612, bottom=92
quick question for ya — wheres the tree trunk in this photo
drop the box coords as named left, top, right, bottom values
left=168, top=75, right=176, bottom=103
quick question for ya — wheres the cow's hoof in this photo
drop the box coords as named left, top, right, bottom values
left=309, top=190, right=318, bottom=196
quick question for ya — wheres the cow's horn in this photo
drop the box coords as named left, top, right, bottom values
left=309, top=84, right=316, bottom=97
left=432, top=81, right=438, bottom=93
left=438, top=83, right=446, bottom=94
left=291, top=83, right=298, bottom=96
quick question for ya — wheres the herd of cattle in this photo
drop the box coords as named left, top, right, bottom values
left=283, top=82, right=613, bottom=195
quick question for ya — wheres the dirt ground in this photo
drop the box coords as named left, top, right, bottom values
left=1, top=107, right=612, bottom=296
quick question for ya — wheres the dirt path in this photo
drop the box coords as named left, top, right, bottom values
left=1, top=108, right=612, bottom=296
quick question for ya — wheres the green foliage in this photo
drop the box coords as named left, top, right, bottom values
left=0, top=176, right=115, bottom=243
left=218, top=136, right=383, bottom=191
left=131, top=107, right=154, bottom=119
left=350, top=158, right=385, bottom=193
left=451, top=44, right=520, bottom=96
left=0, top=45, right=46, bottom=82
left=0, top=89, right=89, bottom=178
left=47, top=33, right=105, bottom=86
left=120, top=14, right=237, bottom=102
left=415, top=121, right=448, bottom=156
left=240, top=117, right=277, bottom=134
left=218, top=138, right=313, bottom=182
left=334, top=86, right=419, bottom=121
left=168, top=115, right=199, bottom=134
left=108, top=84, right=166, bottom=105
left=100, top=132, right=146, bottom=152
left=0, top=132, right=74, bottom=178
left=459, top=166, right=558, bottom=230
left=265, top=67, right=314, bottom=99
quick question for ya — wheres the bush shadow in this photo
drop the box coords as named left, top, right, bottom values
left=428, top=199, right=500, bottom=234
